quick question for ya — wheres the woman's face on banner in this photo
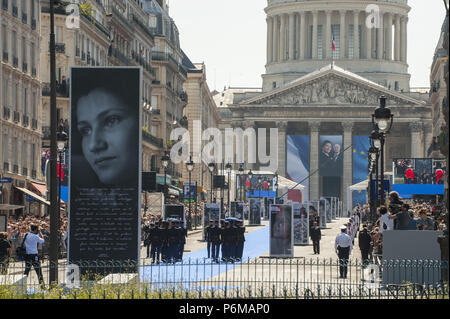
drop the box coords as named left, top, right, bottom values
left=77, top=89, right=138, bottom=185
left=322, top=142, right=332, bottom=154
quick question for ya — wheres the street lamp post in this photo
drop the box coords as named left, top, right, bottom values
left=208, top=162, right=215, bottom=203
left=49, top=0, right=59, bottom=286
left=186, top=155, right=194, bottom=231
left=372, top=96, right=394, bottom=206
left=368, top=146, right=378, bottom=226
left=161, top=152, right=170, bottom=204
left=238, top=164, right=244, bottom=201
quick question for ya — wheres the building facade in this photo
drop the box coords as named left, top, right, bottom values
left=1, top=0, right=42, bottom=213
left=216, top=0, right=432, bottom=211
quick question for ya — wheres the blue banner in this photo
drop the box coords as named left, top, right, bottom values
left=352, top=136, right=371, bottom=207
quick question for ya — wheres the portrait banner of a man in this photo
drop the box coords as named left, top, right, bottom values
left=69, top=67, right=142, bottom=271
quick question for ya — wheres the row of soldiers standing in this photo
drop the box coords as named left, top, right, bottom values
left=143, top=220, right=187, bottom=264
left=205, top=220, right=246, bottom=263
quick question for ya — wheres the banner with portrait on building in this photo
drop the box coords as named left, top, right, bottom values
left=293, top=202, right=309, bottom=245
left=319, top=136, right=343, bottom=199
left=270, top=204, right=293, bottom=257
left=202, top=203, right=222, bottom=241
left=69, top=67, right=141, bottom=269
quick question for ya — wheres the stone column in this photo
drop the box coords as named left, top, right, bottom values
left=280, top=14, right=286, bottom=61
left=342, top=122, right=354, bottom=214
left=410, top=122, right=424, bottom=158
left=394, top=15, right=401, bottom=61
left=386, top=13, right=393, bottom=61
left=366, top=10, right=372, bottom=59
left=377, top=12, right=384, bottom=59
left=325, top=10, right=332, bottom=59
left=424, top=122, right=434, bottom=157
left=309, top=121, right=320, bottom=200
left=277, top=122, right=287, bottom=177
left=353, top=10, right=360, bottom=59
left=273, top=15, right=279, bottom=62
left=267, top=17, right=273, bottom=63
left=340, top=10, right=346, bottom=59
left=289, top=12, right=295, bottom=61
left=312, top=10, right=318, bottom=59
left=300, top=11, right=306, bottom=60
left=400, top=16, right=407, bottom=62
left=403, top=17, right=408, bottom=63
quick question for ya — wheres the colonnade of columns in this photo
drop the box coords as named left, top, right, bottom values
left=266, top=10, right=408, bottom=63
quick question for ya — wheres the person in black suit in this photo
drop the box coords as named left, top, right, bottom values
left=358, top=224, right=372, bottom=267
left=319, top=140, right=334, bottom=176
left=310, top=222, right=322, bottom=254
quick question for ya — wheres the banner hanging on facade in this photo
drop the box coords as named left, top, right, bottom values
left=68, top=67, right=141, bottom=267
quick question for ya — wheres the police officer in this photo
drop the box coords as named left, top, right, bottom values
left=205, top=221, right=214, bottom=259
left=335, top=225, right=353, bottom=279
left=235, top=220, right=245, bottom=261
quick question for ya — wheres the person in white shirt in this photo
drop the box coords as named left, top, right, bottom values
left=378, top=206, right=393, bottom=234
left=335, top=225, right=353, bottom=279
left=23, top=224, right=45, bottom=285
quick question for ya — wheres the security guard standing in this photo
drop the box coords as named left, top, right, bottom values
left=335, top=225, right=353, bottom=279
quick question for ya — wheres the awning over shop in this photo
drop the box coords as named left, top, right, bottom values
left=14, top=186, right=50, bottom=206
left=31, top=182, right=47, bottom=197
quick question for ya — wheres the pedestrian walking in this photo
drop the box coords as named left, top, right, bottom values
left=358, top=225, right=372, bottom=267
left=335, top=225, right=353, bottom=279
left=310, top=222, right=321, bottom=254
left=23, top=225, right=45, bottom=287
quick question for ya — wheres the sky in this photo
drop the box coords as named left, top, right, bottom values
left=168, top=0, right=447, bottom=92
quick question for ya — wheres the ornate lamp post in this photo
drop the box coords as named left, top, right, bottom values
left=161, top=152, right=170, bottom=204
left=208, top=162, right=215, bottom=203
left=238, top=164, right=244, bottom=201
left=368, top=146, right=378, bottom=225
left=371, top=96, right=394, bottom=206
left=186, top=155, right=194, bottom=230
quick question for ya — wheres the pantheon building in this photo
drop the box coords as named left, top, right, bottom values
left=215, top=0, right=432, bottom=210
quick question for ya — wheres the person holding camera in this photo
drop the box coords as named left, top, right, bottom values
left=22, top=224, right=45, bottom=286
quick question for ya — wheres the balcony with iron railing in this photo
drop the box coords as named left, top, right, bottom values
left=32, top=67, right=36, bottom=77
left=142, top=130, right=163, bottom=148
left=55, top=43, right=66, bottom=54
left=82, top=52, right=86, bottom=61
left=75, top=47, right=80, bottom=57
left=3, top=106, right=10, bottom=120
left=111, top=6, right=134, bottom=31
left=151, top=51, right=187, bottom=78
left=79, top=10, right=110, bottom=39
left=109, top=46, right=130, bottom=65
left=42, top=82, right=69, bottom=98
left=131, top=14, right=154, bottom=40
left=31, top=118, right=37, bottom=130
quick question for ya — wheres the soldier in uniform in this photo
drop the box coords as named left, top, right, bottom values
left=210, top=220, right=221, bottom=263
left=177, top=220, right=187, bottom=262
left=205, top=221, right=213, bottom=258
left=166, top=220, right=178, bottom=263
left=235, top=220, right=245, bottom=261
left=160, top=220, right=169, bottom=263
left=221, top=221, right=232, bottom=262
left=150, top=221, right=162, bottom=264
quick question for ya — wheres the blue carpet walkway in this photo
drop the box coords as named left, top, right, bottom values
left=139, top=225, right=270, bottom=288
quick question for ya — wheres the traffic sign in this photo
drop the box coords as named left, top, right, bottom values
left=0, top=178, right=12, bottom=183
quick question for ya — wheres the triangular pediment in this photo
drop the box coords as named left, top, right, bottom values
left=243, top=64, right=426, bottom=107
